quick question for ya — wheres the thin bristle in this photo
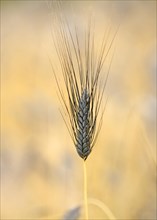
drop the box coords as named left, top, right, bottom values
left=50, top=2, right=116, bottom=160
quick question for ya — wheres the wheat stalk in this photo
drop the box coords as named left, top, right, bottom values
left=83, top=161, right=88, bottom=219
left=48, top=2, right=117, bottom=219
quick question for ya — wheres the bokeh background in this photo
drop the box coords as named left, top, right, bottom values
left=1, top=1, right=156, bottom=219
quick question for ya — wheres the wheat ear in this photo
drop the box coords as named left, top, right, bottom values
left=77, top=89, right=91, bottom=160
left=49, top=2, right=118, bottom=219
left=50, top=9, right=117, bottom=160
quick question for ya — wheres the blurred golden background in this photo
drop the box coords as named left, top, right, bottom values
left=1, top=1, right=156, bottom=219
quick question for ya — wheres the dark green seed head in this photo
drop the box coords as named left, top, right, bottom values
left=75, top=89, right=91, bottom=160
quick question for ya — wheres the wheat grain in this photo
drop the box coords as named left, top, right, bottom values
left=76, top=89, right=91, bottom=160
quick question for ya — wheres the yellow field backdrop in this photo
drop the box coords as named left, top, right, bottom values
left=1, top=1, right=156, bottom=220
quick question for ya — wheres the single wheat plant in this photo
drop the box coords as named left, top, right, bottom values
left=49, top=2, right=117, bottom=219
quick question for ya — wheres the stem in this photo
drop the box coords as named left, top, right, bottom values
left=88, top=198, right=116, bottom=220
left=83, top=161, right=88, bottom=220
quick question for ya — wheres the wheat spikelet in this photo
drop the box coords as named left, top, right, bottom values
left=76, top=89, right=91, bottom=160
left=49, top=2, right=117, bottom=160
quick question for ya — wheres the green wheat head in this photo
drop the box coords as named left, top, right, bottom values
left=50, top=3, right=117, bottom=160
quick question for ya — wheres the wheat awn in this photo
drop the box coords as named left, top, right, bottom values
left=50, top=4, right=117, bottom=161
